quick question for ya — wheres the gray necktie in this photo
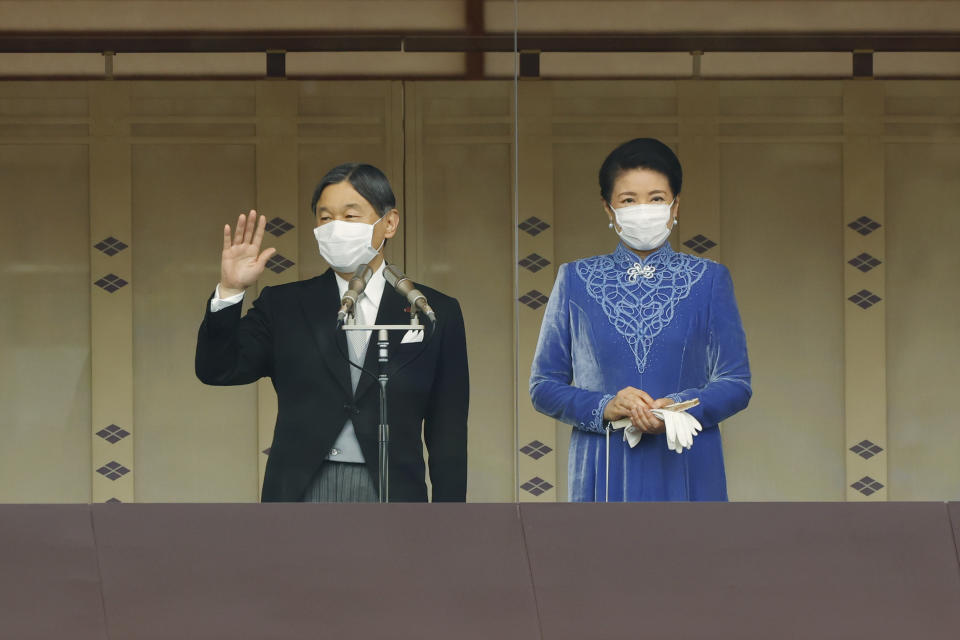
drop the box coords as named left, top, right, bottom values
left=347, top=297, right=370, bottom=392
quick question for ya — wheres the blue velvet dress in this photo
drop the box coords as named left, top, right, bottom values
left=529, top=241, right=751, bottom=502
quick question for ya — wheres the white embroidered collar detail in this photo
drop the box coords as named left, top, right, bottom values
left=627, top=263, right=656, bottom=281
left=575, top=243, right=708, bottom=373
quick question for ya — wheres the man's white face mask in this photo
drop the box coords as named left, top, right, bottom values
left=313, top=215, right=385, bottom=272
left=611, top=198, right=676, bottom=251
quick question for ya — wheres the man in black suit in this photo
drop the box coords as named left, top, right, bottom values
left=195, top=163, right=469, bottom=502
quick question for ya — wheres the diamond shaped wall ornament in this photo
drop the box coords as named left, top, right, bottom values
left=95, top=424, right=130, bottom=444
left=519, top=440, right=554, bottom=460
left=520, top=476, right=554, bottom=496
left=682, top=234, right=717, bottom=254
left=518, top=290, right=549, bottom=310
left=518, top=253, right=551, bottom=273
left=262, top=447, right=271, bottom=455
left=105, top=498, right=122, bottom=504
left=96, top=461, right=130, bottom=481
left=265, top=217, right=295, bottom=237
left=93, top=236, right=129, bottom=256
left=848, top=253, right=883, bottom=273
left=518, top=216, right=551, bottom=236
left=848, top=216, right=882, bottom=236
left=849, top=439, right=884, bottom=460
left=848, top=289, right=882, bottom=309
left=265, top=254, right=295, bottom=274
left=851, top=476, right=884, bottom=496
left=94, top=274, right=128, bottom=293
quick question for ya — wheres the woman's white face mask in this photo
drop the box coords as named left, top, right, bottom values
left=611, top=198, right=676, bottom=251
left=313, top=215, right=384, bottom=273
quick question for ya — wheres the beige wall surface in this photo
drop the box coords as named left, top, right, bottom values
left=718, top=142, right=846, bottom=501
left=405, top=82, right=517, bottom=502
left=0, top=0, right=469, bottom=31
left=0, top=143, right=91, bottom=503
left=132, top=142, right=260, bottom=502
left=886, top=141, right=960, bottom=500
left=506, top=0, right=960, bottom=33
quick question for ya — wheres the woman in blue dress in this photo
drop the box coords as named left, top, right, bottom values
left=530, top=138, right=751, bottom=502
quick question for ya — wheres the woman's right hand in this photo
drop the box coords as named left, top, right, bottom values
left=603, top=387, right=666, bottom=433
left=219, top=210, right=277, bottom=297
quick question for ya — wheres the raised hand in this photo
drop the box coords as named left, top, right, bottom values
left=219, top=210, right=277, bottom=297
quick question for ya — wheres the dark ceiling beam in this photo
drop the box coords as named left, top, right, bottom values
left=465, top=0, right=485, bottom=79
left=0, top=33, right=406, bottom=53
left=1, top=32, right=959, bottom=54
left=407, top=33, right=960, bottom=53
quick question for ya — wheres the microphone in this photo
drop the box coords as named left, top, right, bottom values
left=337, top=263, right=374, bottom=326
left=383, top=264, right=436, bottom=322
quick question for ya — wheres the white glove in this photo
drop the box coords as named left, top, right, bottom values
left=622, top=424, right=644, bottom=448
left=612, top=407, right=703, bottom=454
left=657, top=408, right=702, bottom=454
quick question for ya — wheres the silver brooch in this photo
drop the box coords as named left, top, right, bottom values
left=627, top=263, right=656, bottom=281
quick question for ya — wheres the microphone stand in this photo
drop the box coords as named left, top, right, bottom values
left=342, top=308, right=424, bottom=504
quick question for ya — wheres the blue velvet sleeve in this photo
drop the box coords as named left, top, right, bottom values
left=529, top=263, right=615, bottom=434
left=668, top=264, right=752, bottom=427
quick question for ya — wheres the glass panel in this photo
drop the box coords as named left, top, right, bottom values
left=514, top=10, right=960, bottom=504
left=0, top=0, right=520, bottom=504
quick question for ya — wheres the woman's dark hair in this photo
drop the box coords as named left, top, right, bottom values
left=310, top=162, right=397, bottom=217
left=598, top=138, right=682, bottom=204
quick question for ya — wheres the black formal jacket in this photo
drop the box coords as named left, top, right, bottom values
left=195, top=270, right=469, bottom=502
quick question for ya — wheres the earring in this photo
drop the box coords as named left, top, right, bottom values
left=608, top=222, right=614, bottom=229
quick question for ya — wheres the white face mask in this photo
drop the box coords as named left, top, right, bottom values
left=611, top=198, right=676, bottom=251
left=313, top=216, right=385, bottom=273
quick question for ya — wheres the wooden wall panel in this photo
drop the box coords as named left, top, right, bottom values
left=0, top=83, right=91, bottom=503
left=885, top=82, right=960, bottom=500
left=90, top=82, right=134, bottom=503
left=719, top=141, right=846, bottom=500
left=405, top=81, right=516, bottom=502
left=0, top=141, right=91, bottom=502
left=124, top=82, right=262, bottom=503
left=843, top=82, right=888, bottom=501
left=132, top=140, right=259, bottom=502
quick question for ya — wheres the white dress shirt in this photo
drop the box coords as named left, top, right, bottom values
left=210, top=262, right=387, bottom=463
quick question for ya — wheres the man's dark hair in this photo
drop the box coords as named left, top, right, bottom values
left=310, top=163, right=397, bottom=217
left=598, top=138, right=683, bottom=204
